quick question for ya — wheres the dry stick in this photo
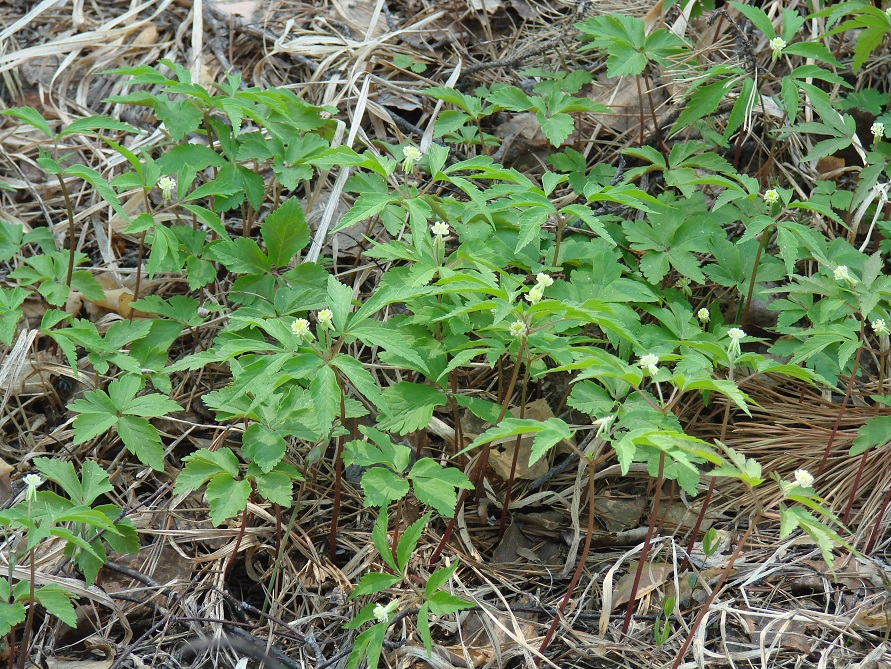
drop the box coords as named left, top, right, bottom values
left=816, top=334, right=864, bottom=476
left=621, top=451, right=665, bottom=638
left=432, top=339, right=528, bottom=562
left=671, top=520, right=757, bottom=669
left=16, top=551, right=36, bottom=669
left=536, top=456, right=597, bottom=664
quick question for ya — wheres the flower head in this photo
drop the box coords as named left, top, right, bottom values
left=872, top=318, right=889, bottom=336
left=639, top=353, right=659, bottom=376
left=430, top=220, right=450, bottom=238
left=793, top=469, right=814, bottom=489
left=675, top=276, right=692, bottom=296
left=592, top=414, right=615, bottom=439
left=401, top=145, right=423, bottom=173
left=157, top=176, right=177, bottom=201
left=373, top=600, right=399, bottom=623
left=697, top=307, right=710, bottom=323
left=291, top=318, right=314, bottom=341
left=763, top=189, right=779, bottom=205
left=317, top=309, right=334, bottom=329
left=24, top=473, right=41, bottom=502
left=536, top=273, right=554, bottom=288
left=727, top=327, right=746, bottom=359
left=769, top=37, right=786, bottom=59
left=525, top=285, right=544, bottom=304
left=509, top=320, right=528, bottom=339
left=833, top=265, right=855, bottom=284
left=872, top=122, right=885, bottom=143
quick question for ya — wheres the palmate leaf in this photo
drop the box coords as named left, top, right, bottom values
left=408, top=460, right=472, bottom=516
left=205, top=474, right=251, bottom=526
left=116, top=416, right=166, bottom=471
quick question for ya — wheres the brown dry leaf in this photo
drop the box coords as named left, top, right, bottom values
left=492, top=521, right=535, bottom=563
left=593, top=496, right=645, bottom=532
left=129, top=24, right=158, bottom=48
left=611, top=561, right=673, bottom=608
left=459, top=606, right=537, bottom=662
left=741, top=613, right=817, bottom=654
left=817, top=155, right=845, bottom=177
left=332, top=0, right=387, bottom=38
left=589, top=76, right=656, bottom=135
left=469, top=0, right=503, bottom=12
left=0, top=456, right=13, bottom=508
left=509, top=0, right=536, bottom=19
left=0, top=350, right=65, bottom=396
left=489, top=399, right=564, bottom=481
left=211, top=0, right=258, bottom=21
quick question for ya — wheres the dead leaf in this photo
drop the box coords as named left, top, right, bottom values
left=611, top=561, right=672, bottom=608
left=594, top=496, right=645, bottom=532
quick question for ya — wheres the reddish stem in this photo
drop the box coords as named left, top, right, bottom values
left=536, top=456, right=597, bottom=663
left=621, top=451, right=665, bottom=638
left=817, top=339, right=863, bottom=476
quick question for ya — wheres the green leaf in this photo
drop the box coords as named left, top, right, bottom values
left=372, top=509, right=398, bottom=572
left=0, top=599, right=26, bottom=636
left=360, top=467, right=410, bottom=507
left=34, top=586, right=77, bottom=626
left=206, top=238, right=271, bottom=275
left=205, top=474, right=251, bottom=526
left=425, top=559, right=460, bottom=597
left=851, top=416, right=891, bottom=456
left=2, top=107, right=53, bottom=137
left=397, top=512, right=431, bottom=572
left=327, top=274, right=354, bottom=330
left=417, top=602, right=433, bottom=657
left=529, top=417, right=572, bottom=465
left=408, top=459, right=472, bottom=516
left=376, top=382, right=447, bottom=435
left=243, top=424, right=287, bottom=473
left=261, top=196, right=310, bottom=266
left=252, top=469, right=293, bottom=506
left=427, top=590, right=474, bottom=616
left=117, top=416, right=166, bottom=471
left=34, top=458, right=111, bottom=506
left=175, top=448, right=241, bottom=492
left=351, top=572, right=402, bottom=597
left=310, top=365, right=340, bottom=437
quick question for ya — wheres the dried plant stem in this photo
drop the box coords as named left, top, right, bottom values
left=536, top=456, right=597, bottom=663
left=621, top=451, right=665, bottom=637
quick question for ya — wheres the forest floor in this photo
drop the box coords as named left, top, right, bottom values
left=1, top=0, right=890, bottom=668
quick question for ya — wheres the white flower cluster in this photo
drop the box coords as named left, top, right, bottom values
left=872, top=122, right=885, bottom=143
left=430, top=220, right=450, bottom=238
left=525, top=272, right=554, bottom=305
left=402, top=145, right=423, bottom=173
left=763, top=189, right=779, bottom=205
left=291, top=318, right=313, bottom=341
left=727, top=327, right=746, bottom=358
left=769, top=37, right=786, bottom=59
left=509, top=320, right=528, bottom=339
left=157, top=176, right=177, bottom=201
left=639, top=353, right=659, bottom=376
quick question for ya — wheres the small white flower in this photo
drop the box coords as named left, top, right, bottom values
left=769, top=37, right=786, bottom=59
left=639, top=353, right=659, bottom=376
left=525, top=285, right=544, bottom=304
left=727, top=327, right=746, bottom=359
left=697, top=308, right=710, bottom=323
left=509, top=320, right=528, bottom=339
left=536, top=273, right=554, bottom=288
left=872, top=122, right=885, bottom=142
left=430, top=220, right=450, bottom=238
left=833, top=265, right=856, bottom=284
left=317, top=309, right=334, bottom=329
left=373, top=600, right=399, bottom=624
left=886, top=6, right=891, bottom=18
left=291, top=318, right=314, bottom=341
left=793, top=469, right=814, bottom=489
left=592, top=415, right=615, bottom=439
left=24, top=473, right=41, bottom=501
left=157, top=176, right=176, bottom=201
left=401, top=145, right=423, bottom=172
left=763, top=189, right=779, bottom=205
left=872, top=318, right=889, bottom=336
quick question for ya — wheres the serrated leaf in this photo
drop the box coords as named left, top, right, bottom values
left=205, top=474, right=251, bottom=526
left=408, top=459, right=472, bottom=516
left=425, top=560, right=460, bottom=597
left=360, top=467, right=410, bottom=507
left=851, top=416, right=891, bottom=456
left=116, top=416, right=166, bottom=471
left=351, top=572, right=402, bottom=597
left=372, top=510, right=398, bottom=572
left=397, top=512, right=431, bottom=572
left=261, top=196, right=310, bottom=266
left=243, top=424, right=287, bottom=473
left=34, top=586, right=77, bottom=626
left=427, top=590, right=475, bottom=616
left=252, top=470, right=293, bottom=506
